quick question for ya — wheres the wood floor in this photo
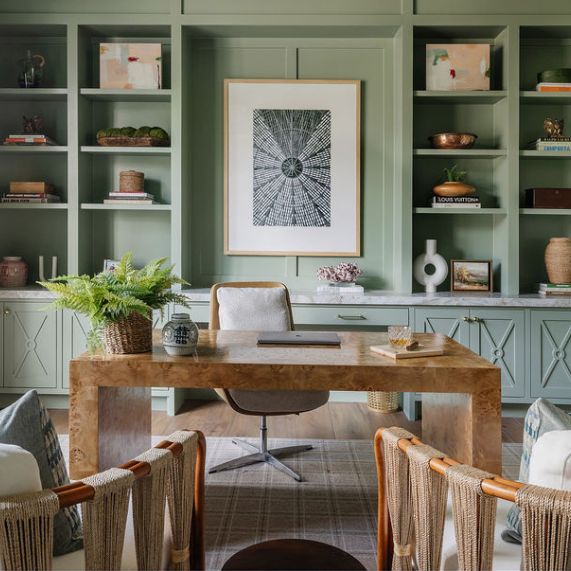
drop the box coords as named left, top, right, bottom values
left=50, top=400, right=524, bottom=444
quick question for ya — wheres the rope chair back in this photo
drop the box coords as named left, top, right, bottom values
left=165, top=430, right=200, bottom=571
left=375, top=427, right=571, bottom=571
left=517, top=484, right=571, bottom=571
left=0, top=430, right=206, bottom=571
left=0, top=490, right=60, bottom=571
left=405, top=444, right=448, bottom=571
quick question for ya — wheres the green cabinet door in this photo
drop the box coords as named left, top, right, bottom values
left=469, top=309, right=526, bottom=399
left=531, top=310, right=571, bottom=399
left=3, top=302, right=59, bottom=389
left=62, top=311, right=91, bottom=389
left=414, top=307, right=471, bottom=346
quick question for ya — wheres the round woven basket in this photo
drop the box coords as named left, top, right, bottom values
left=103, top=311, right=152, bottom=354
left=119, top=170, right=144, bottom=193
left=367, top=391, right=400, bottom=413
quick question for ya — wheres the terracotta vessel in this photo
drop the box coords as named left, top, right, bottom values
left=0, top=256, right=28, bottom=288
left=545, top=237, right=571, bottom=284
left=433, top=181, right=476, bottom=197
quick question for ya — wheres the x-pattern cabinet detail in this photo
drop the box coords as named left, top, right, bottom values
left=414, top=308, right=527, bottom=399
left=531, top=311, right=571, bottom=399
left=1, top=302, right=61, bottom=391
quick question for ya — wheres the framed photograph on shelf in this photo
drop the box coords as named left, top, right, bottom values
left=224, top=79, right=361, bottom=256
left=451, top=260, right=493, bottom=292
left=103, top=259, right=121, bottom=272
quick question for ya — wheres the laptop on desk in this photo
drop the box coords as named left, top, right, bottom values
left=257, top=331, right=341, bottom=346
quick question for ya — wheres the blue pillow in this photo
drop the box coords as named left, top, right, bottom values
left=0, top=390, right=83, bottom=555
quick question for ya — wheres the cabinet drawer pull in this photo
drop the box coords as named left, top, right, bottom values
left=3, top=309, right=9, bottom=317
left=337, top=314, right=367, bottom=321
left=472, top=316, right=482, bottom=323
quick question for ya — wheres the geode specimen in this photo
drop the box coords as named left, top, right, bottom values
left=317, top=262, right=362, bottom=283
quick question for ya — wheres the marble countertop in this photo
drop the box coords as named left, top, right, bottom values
left=1, top=286, right=571, bottom=308
left=179, top=288, right=571, bottom=308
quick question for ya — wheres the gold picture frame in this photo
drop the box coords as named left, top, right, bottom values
left=224, top=79, right=361, bottom=256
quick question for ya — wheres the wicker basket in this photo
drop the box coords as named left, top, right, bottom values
left=367, top=391, right=400, bottom=413
left=103, top=311, right=152, bottom=354
left=97, top=136, right=170, bottom=147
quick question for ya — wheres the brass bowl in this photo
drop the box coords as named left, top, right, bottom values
left=429, top=132, right=477, bottom=149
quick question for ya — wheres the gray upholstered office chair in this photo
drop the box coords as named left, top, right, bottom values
left=207, top=281, right=329, bottom=481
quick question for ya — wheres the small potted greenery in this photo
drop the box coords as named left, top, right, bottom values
left=40, top=253, right=189, bottom=354
left=433, top=164, right=476, bottom=197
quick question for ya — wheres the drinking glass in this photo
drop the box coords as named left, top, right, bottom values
left=388, top=326, right=413, bottom=349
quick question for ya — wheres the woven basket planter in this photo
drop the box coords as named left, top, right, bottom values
left=103, top=311, right=152, bottom=354
left=367, top=391, right=400, bottom=413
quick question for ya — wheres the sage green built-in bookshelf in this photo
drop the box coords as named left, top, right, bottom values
left=1, top=0, right=571, bottom=296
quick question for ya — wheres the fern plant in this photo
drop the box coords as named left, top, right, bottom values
left=40, top=253, right=190, bottom=351
left=443, top=164, right=467, bottom=182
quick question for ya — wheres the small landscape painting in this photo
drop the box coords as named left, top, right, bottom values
left=100, top=43, right=162, bottom=89
left=451, top=260, right=493, bottom=292
left=426, top=44, right=490, bottom=91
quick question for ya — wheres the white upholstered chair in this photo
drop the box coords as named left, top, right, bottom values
left=207, top=281, right=329, bottom=482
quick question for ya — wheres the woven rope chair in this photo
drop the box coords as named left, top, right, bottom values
left=0, top=430, right=206, bottom=571
left=375, top=427, right=571, bottom=571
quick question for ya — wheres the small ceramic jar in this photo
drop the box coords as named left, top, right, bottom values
left=0, top=257, right=28, bottom=288
left=162, top=312, right=199, bottom=356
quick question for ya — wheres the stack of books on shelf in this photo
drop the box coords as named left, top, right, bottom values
left=103, top=192, right=155, bottom=205
left=538, top=283, right=571, bottom=297
left=431, top=196, right=481, bottom=209
left=3, top=134, right=57, bottom=146
left=536, top=83, right=571, bottom=92
left=533, top=138, right=571, bottom=152
left=2, top=181, right=61, bottom=204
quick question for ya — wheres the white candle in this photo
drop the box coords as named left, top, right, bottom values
left=38, top=256, right=44, bottom=281
left=51, top=256, right=57, bottom=279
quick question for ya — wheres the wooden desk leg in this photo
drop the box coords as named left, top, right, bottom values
left=69, top=362, right=152, bottom=479
left=98, top=386, right=152, bottom=472
left=421, top=371, right=502, bottom=474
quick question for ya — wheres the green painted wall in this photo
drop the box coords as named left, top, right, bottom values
left=188, top=38, right=395, bottom=289
left=0, top=0, right=570, bottom=295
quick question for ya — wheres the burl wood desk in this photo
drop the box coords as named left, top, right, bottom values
left=68, top=331, right=501, bottom=479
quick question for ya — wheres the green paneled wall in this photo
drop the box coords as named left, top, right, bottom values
left=0, top=0, right=571, bottom=296
left=188, top=38, right=394, bottom=289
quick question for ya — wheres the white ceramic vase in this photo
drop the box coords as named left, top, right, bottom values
left=413, top=239, right=448, bottom=293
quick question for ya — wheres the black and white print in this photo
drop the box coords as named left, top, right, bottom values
left=252, top=109, right=331, bottom=227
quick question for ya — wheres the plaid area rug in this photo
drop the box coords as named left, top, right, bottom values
left=204, top=438, right=378, bottom=570
left=59, top=435, right=522, bottom=571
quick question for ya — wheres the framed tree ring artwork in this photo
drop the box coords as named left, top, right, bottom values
left=224, top=79, right=361, bottom=256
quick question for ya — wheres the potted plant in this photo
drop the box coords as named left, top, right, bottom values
left=40, top=253, right=190, bottom=354
left=433, top=164, right=476, bottom=197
